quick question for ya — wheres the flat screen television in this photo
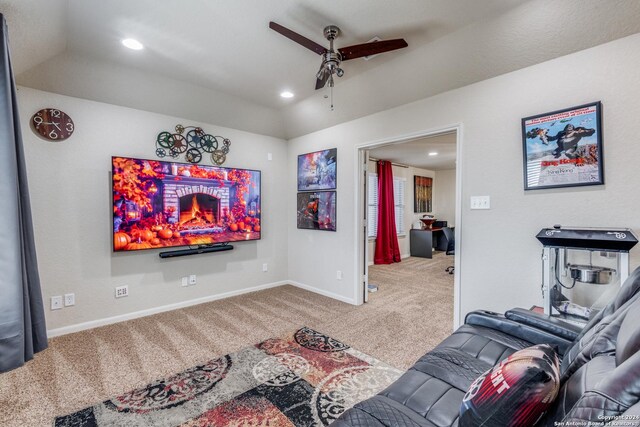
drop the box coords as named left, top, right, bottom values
left=112, top=156, right=261, bottom=252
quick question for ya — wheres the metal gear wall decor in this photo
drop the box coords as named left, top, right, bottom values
left=154, top=124, right=231, bottom=165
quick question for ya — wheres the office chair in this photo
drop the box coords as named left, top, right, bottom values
left=442, top=227, right=455, bottom=274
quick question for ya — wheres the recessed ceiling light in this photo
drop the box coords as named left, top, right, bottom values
left=280, top=91, right=294, bottom=99
left=428, top=152, right=438, bottom=156
left=122, top=38, right=144, bottom=50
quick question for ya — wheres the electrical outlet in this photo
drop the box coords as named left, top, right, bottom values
left=115, top=285, right=129, bottom=298
left=51, top=296, right=63, bottom=310
left=337, top=270, right=343, bottom=280
left=267, top=153, right=273, bottom=161
left=181, top=276, right=189, bottom=287
left=262, top=263, right=268, bottom=272
left=64, top=293, right=75, bottom=307
left=189, top=274, right=197, bottom=285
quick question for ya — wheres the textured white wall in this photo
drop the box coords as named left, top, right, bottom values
left=434, top=169, right=457, bottom=228
left=18, top=87, right=289, bottom=331
left=17, top=32, right=640, bottom=332
left=288, top=33, right=640, bottom=320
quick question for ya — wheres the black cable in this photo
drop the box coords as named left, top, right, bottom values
left=554, top=247, right=577, bottom=289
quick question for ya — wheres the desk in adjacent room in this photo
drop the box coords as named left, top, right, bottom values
left=409, top=228, right=447, bottom=258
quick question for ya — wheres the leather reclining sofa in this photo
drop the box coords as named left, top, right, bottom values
left=335, top=267, right=640, bottom=426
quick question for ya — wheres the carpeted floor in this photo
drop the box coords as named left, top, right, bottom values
left=54, top=327, right=403, bottom=426
left=0, top=254, right=453, bottom=426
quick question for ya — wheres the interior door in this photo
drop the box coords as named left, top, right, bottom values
left=362, top=149, right=370, bottom=303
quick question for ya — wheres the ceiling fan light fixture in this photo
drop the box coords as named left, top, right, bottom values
left=280, top=91, right=294, bottom=99
left=268, top=21, right=408, bottom=108
left=122, top=38, right=144, bottom=50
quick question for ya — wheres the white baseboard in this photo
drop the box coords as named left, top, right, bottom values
left=47, top=280, right=288, bottom=338
left=288, top=280, right=357, bottom=305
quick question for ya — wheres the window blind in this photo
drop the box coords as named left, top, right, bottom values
left=367, top=173, right=405, bottom=238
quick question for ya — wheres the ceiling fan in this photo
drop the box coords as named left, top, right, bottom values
left=269, top=21, right=408, bottom=90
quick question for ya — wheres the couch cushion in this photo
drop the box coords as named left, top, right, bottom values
left=560, top=294, right=640, bottom=381
left=544, top=355, right=616, bottom=425
left=560, top=308, right=626, bottom=381
left=565, top=266, right=640, bottom=356
left=616, top=297, right=640, bottom=365
left=413, top=348, right=493, bottom=391
left=380, top=369, right=466, bottom=426
left=436, top=324, right=531, bottom=366
left=333, top=395, right=439, bottom=427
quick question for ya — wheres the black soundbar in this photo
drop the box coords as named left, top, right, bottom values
left=159, top=244, right=233, bottom=258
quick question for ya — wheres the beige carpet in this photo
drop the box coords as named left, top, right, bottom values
left=0, top=254, right=453, bottom=426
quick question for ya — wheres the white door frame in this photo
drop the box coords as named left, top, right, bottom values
left=353, top=123, right=464, bottom=330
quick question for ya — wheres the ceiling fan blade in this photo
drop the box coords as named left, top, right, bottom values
left=269, top=22, right=327, bottom=55
left=315, top=68, right=330, bottom=90
left=338, top=38, right=408, bottom=61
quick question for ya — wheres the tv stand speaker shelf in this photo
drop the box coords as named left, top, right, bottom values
left=159, top=244, right=233, bottom=258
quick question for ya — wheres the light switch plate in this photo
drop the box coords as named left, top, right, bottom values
left=470, top=196, right=491, bottom=210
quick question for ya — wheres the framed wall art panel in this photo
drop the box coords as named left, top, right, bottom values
left=522, top=102, right=603, bottom=190
left=296, top=191, right=336, bottom=231
left=297, top=148, right=337, bottom=191
left=414, top=175, right=432, bottom=213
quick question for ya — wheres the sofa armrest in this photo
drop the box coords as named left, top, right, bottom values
left=465, top=310, right=573, bottom=355
left=504, top=308, right=583, bottom=341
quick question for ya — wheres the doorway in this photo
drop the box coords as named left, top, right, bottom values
left=354, top=125, right=463, bottom=329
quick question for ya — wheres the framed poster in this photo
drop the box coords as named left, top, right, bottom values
left=296, top=191, right=336, bottom=231
left=522, top=102, right=603, bottom=190
left=414, top=175, right=433, bottom=213
left=297, top=148, right=337, bottom=191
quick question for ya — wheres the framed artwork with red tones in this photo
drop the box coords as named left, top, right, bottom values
left=296, top=191, right=336, bottom=231
left=414, top=175, right=432, bottom=213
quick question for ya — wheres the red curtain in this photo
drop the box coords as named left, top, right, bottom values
left=374, top=161, right=401, bottom=264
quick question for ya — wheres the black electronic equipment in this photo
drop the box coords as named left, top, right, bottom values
left=536, top=226, right=638, bottom=252
left=159, top=244, right=233, bottom=258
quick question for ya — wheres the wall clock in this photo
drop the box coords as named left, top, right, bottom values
left=31, top=108, right=75, bottom=141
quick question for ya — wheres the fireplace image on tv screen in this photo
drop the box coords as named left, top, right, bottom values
left=112, top=157, right=261, bottom=252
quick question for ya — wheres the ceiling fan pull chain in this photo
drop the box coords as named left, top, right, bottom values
left=330, top=84, right=334, bottom=111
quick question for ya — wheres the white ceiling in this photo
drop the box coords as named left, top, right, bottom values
left=4, top=0, right=640, bottom=139
left=64, top=0, right=528, bottom=109
left=369, top=132, right=456, bottom=171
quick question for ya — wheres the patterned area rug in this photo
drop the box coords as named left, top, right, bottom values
left=54, top=327, right=402, bottom=426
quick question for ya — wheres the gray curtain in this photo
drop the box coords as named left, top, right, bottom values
left=0, top=14, right=47, bottom=373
